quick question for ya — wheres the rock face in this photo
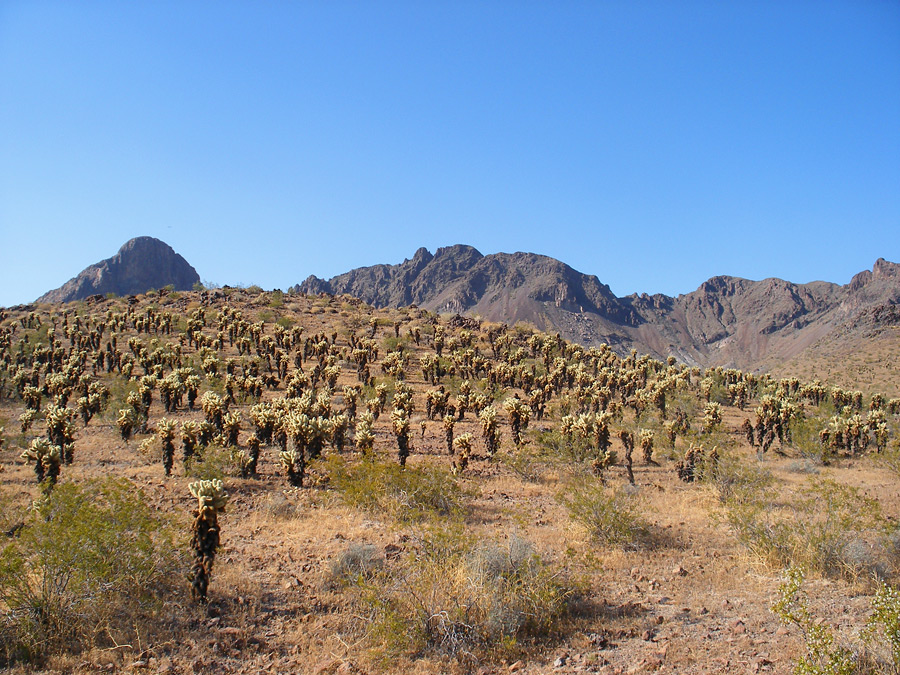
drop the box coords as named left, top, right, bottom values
left=296, top=248, right=900, bottom=370
left=37, top=237, right=200, bottom=303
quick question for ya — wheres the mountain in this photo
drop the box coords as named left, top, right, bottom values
left=37, top=237, right=200, bottom=304
left=295, top=247, right=900, bottom=371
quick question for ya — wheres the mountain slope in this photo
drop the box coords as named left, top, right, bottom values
left=296, top=247, right=900, bottom=371
left=36, top=237, right=200, bottom=303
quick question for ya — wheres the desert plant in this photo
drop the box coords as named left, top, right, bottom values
left=639, top=428, right=655, bottom=465
left=326, top=456, right=468, bottom=522
left=0, top=479, right=179, bottom=662
left=279, top=444, right=305, bottom=487
left=558, top=480, right=649, bottom=548
left=443, top=414, right=456, bottom=455
left=390, top=407, right=412, bottom=466
left=453, top=432, right=473, bottom=475
left=479, top=405, right=501, bottom=456
left=188, top=479, right=229, bottom=602
left=772, top=566, right=856, bottom=675
left=20, top=438, right=61, bottom=489
left=349, top=532, right=571, bottom=662
left=156, top=418, right=177, bottom=476
left=503, top=396, right=531, bottom=446
left=354, top=412, right=375, bottom=456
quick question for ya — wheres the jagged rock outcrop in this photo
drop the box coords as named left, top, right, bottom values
left=295, top=247, right=900, bottom=370
left=37, top=237, right=200, bottom=303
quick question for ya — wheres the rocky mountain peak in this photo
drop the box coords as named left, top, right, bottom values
left=36, top=237, right=200, bottom=304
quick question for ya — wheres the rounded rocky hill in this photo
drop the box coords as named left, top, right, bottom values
left=36, top=237, right=200, bottom=304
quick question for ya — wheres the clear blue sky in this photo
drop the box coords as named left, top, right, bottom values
left=2, top=1, right=898, bottom=307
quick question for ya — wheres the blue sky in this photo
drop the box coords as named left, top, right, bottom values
left=1, top=1, right=898, bottom=307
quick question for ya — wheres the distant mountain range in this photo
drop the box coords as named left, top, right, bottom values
left=295, top=245, right=900, bottom=370
left=31, top=238, right=899, bottom=373
left=36, top=237, right=200, bottom=304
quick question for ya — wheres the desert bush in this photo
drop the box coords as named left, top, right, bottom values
left=325, top=456, right=468, bottom=523
left=557, top=479, right=650, bottom=548
left=350, top=532, right=572, bottom=663
left=330, top=543, right=384, bottom=584
left=0, top=478, right=181, bottom=664
left=773, top=566, right=900, bottom=674
left=724, top=478, right=899, bottom=581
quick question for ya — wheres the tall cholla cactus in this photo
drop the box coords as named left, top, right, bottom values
left=188, top=479, right=229, bottom=602
left=443, top=414, right=456, bottom=455
left=503, top=396, right=531, bottom=446
left=452, top=433, right=473, bottom=475
left=354, top=412, right=375, bottom=456
left=222, top=411, right=241, bottom=447
left=45, top=404, right=76, bottom=464
left=21, top=438, right=62, bottom=487
left=181, top=420, right=200, bottom=464
left=639, top=429, right=655, bottom=465
left=390, top=407, right=411, bottom=466
left=618, top=429, right=635, bottom=485
left=200, top=392, right=226, bottom=433
left=279, top=444, right=305, bottom=487
left=479, top=405, right=500, bottom=456
left=117, top=407, right=137, bottom=442
left=156, top=418, right=177, bottom=476
left=702, top=402, right=722, bottom=433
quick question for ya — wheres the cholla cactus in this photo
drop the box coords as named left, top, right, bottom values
left=390, top=407, right=411, bottom=466
left=222, top=411, right=241, bottom=447
left=330, top=413, right=349, bottom=453
left=279, top=445, right=305, bottom=487
left=181, top=420, right=200, bottom=463
left=676, top=444, right=718, bottom=483
left=503, top=396, right=531, bottom=446
left=45, top=404, right=76, bottom=464
left=19, top=408, right=39, bottom=433
left=156, top=418, right=177, bottom=476
left=117, top=407, right=137, bottom=442
left=443, top=414, right=455, bottom=455
left=639, top=428, right=655, bottom=465
left=452, top=433, right=473, bottom=475
left=200, top=392, right=225, bottom=433
left=244, top=435, right=261, bottom=477
left=188, top=479, right=229, bottom=602
left=21, top=438, right=62, bottom=487
left=479, top=406, right=500, bottom=456
left=619, top=429, right=635, bottom=485
left=185, top=375, right=201, bottom=410
left=702, top=402, right=722, bottom=433
left=355, top=412, right=375, bottom=455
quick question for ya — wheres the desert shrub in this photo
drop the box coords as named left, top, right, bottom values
left=184, top=444, right=239, bottom=481
left=330, top=543, right=384, bottom=584
left=325, top=456, right=469, bottom=523
left=0, top=478, right=181, bottom=664
left=774, top=566, right=900, bottom=674
left=557, top=480, right=650, bottom=548
left=772, top=566, right=857, bottom=675
left=351, top=533, right=572, bottom=663
left=260, top=492, right=303, bottom=520
left=724, top=478, right=899, bottom=581
left=875, top=448, right=900, bottom=479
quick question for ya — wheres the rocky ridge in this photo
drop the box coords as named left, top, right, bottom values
left=36, top=237, right=200, bottom=304
left=296, top=247, right=900, bottom=370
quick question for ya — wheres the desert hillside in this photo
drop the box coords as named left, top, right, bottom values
left=1, top=287, right=899, bottom=674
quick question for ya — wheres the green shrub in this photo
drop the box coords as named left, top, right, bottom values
left=351, top=533, right=572, bottom=663
left=557, top=479, right=650, bottom=548
left=724, top=478, right=899, bottom=581
left=772, top=566, right=856, bottom=675
left=325, top=456, right=468, bottom=523
left=0, top=478, right=181, bottom=664
left=774, top=566, right=900, bottom=674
